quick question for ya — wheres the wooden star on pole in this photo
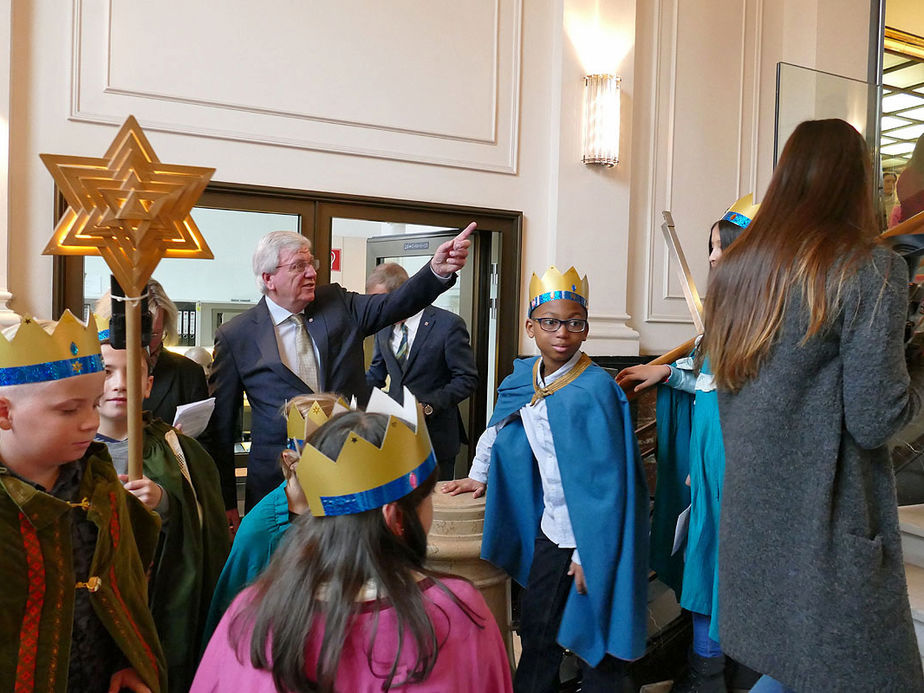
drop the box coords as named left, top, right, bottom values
left=40, top=115, right=215, bottom=297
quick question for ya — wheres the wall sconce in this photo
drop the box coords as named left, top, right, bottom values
left=582, top=74, right=620, bottom=167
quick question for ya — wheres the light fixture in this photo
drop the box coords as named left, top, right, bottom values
left=582, top=74, right=621, bottom=167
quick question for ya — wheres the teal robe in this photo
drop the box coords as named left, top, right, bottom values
left=481, top=356, right=649, bottom=665
left=201, top=482, right=291, bottom=647
left=650, top=383, right=693, bottom=598
left=679, top=361, right=726, bottom=642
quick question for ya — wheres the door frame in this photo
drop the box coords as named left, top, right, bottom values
left=52, top=180, right=523, bottom=460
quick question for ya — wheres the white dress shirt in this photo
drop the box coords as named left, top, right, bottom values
left=469, top=350, right=583, bottom=565
left=265, top=296, right=322, bottom=382
left=389, top=309, right=424, bottom=356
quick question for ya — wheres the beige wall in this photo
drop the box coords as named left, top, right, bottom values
left=887, top=0, right=924, bottom=36
left=0, top=0, right=874, bottom=354
left=627, top=0, right=872, bottom=353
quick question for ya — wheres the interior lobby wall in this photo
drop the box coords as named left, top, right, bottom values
left=887, top=0, right=924, bottom=36
left=626, top=0, right=872, bottom=353
left=1, top=0, right=874, bottom=354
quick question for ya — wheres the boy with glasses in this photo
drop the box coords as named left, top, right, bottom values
left=444, top=266, right=649, bottom=692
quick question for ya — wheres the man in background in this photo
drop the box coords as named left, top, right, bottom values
left=366, top=262, right=478, bottom=480
left=206, top=226, right=474, bottom=527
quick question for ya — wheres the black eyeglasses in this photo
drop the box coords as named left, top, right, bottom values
left=276, top=258, right=320, bottom=274
left=534, top=318, right=587, bottom=333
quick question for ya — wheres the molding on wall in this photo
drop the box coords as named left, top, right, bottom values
left=644, top=0, right=681, bottom=320
left=0, top=289, right=17, bottom=326
left=644, top=0, right=760, bottom=322
left=585, top=313, right=640, bottom=356
left=749, top=0, right=764, bottom=195
left=69, top=0, right=523, bottom=173
left=588, top=313, right=641, bottom=340
left=584, top=313, right=639, bottom=356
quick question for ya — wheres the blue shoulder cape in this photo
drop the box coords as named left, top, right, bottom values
left=649, top=384, right=693, bottom=598
left=481, top=356, right=649, bottom=664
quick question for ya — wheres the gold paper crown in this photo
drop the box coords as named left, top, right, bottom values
left=721, top=193, right=760, bottom=229
left=528, top=265, right=590, bottom=314
left=0, top=311, right=104, bottom=385
left=295, top=387, right=436, bottom=517
left=96, top=314, right=111, bottom=342
left=286, top=395, right=351, bottom=451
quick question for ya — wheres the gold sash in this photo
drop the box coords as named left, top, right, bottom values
left=530, top=353, right=592, bottom=406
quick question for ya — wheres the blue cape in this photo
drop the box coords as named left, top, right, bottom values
left=481, top=357, right=649, bottom=664
left=649, top=384, right=693, bottom=598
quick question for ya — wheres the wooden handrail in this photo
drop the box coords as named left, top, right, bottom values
left=881, top=209, right=924, bottom=239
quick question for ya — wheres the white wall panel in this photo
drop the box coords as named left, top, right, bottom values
left=71, top=0, right=522, bottom=172
left=642, top=0, right=761, bottom=329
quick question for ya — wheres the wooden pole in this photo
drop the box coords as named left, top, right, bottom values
left=125, top=296, right=143, bottom=481
left=881, top=210, right=924, bottom=238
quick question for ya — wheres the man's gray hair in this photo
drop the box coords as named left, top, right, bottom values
left=253, top=231, right=312, bottom=294
left=365, top=262, right=409, bottom=294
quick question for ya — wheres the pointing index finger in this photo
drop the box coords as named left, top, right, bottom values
left=453, top=222, right=477, bottom=246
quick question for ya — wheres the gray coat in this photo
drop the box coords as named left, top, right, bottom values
left=717, top=245, right=924, bottom=691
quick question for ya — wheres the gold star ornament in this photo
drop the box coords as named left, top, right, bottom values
left=41, top=115, right=215, bottom=296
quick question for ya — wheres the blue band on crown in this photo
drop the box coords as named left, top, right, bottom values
left=319, top=451, right=438, bottom=516
left=0, top=354, right=105, bottom=386
left=721, top=211, right=752, bottom=229
left=529, top=290, right=587, bottom=315
left=98, top=328, right=110, bottom=342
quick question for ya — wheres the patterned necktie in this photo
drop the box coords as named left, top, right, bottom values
left=395, top=321, right=409, bottom=365
left=288, top=314, right=319, bottom=391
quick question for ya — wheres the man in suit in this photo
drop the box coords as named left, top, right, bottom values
left=365, top=263, right=478, bottom=480
left=205, top=225, right=475, bottom=528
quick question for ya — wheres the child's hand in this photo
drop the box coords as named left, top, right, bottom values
left=615, top=364, right=671, bottom=392
left=280, top=449, right=310, bottom=515
left=118, top=474, right=164, bottom=512
left=108, top=667, right=151, bottom=693
left=441, top=478, right=486, bottom=498
left=568, top=562, right=587, bottom=595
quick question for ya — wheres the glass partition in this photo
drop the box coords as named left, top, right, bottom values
left=775, top=62, right=877, bottom=166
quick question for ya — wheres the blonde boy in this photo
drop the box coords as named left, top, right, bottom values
left=0, top=313, right=164, bottom=692
left=95, top=335, right=229, bottom=693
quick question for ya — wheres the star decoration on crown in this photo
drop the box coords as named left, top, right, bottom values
left=40, top=115, right=215, bottom=296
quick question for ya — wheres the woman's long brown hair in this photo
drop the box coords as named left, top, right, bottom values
left=703, top=119, right=879, bottom=391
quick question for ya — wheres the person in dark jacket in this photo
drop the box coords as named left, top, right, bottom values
left=204, top=226, right=474, bottom=528
left=365, top=262, right=478, bottom=480
left=703, top=119, right=924, bottom=692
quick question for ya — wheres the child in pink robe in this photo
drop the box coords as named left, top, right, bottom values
left=192, top=400, right=512, bottom=692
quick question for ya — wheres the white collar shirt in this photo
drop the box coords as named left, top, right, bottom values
left=389, top=309, right=424, bottom=356
left=468, top=349, right=584, bottom=564
left=264, top=296, right=322, bottom=379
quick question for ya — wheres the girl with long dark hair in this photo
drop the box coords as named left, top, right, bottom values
left=704, top=119, right=924, bottom=691
left=617, top=204, right=753, bottom=693
left=192, top=408, right=512, bottom=692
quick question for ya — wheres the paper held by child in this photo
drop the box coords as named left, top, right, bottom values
left=672, top=504, right=691, bottom=556
left=173, top=397, right=215, bottom=438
